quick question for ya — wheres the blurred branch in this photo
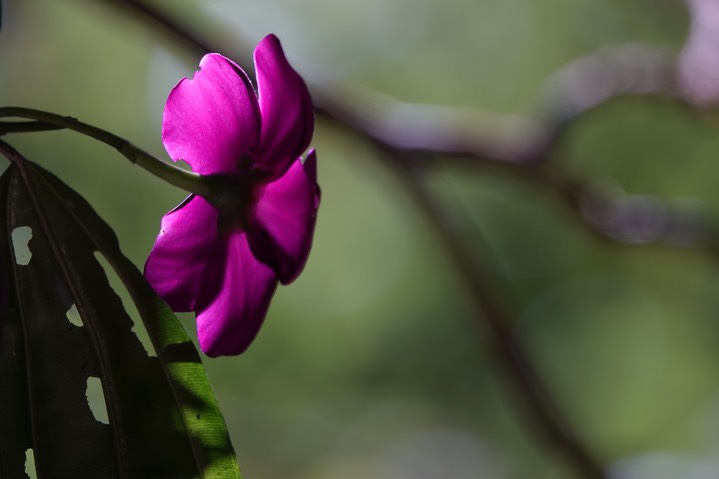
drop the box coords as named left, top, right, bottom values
left=93, top=1, right=719, bottom=478
left=551, top=178, right=719, bottom=258
left=93, top=0, right=713, bottom=255
left=388, top=153, right=606, bottom=479
left=321, top=43, right=680, bottom=164
left=108, top=0, right=216, bottom=55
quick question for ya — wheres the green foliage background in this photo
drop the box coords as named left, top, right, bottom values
left=4, top=1, right=719, bottom=478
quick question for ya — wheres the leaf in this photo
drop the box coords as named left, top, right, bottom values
left=0, top=167, right=32, bottom=478
left=0, top=158, right=241, bottom=478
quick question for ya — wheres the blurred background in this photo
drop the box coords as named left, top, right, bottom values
left=3, top=0, right=719, bottom=478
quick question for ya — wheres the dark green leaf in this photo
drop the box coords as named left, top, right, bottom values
left=0, top=167, right=32, bottom=478
left=0, top=158, right=241, bottom=478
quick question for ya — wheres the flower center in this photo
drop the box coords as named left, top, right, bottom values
left=211, top=153, right=270, bottom=235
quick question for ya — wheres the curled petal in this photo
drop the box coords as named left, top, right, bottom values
left=144, top=195, right=219, bottom=311
left=162, top=53, right=261, bottom=174
left=249, top=150, right=320, bottom=285
left=254, top=34, right=315, bottom=178
left=195, top=232, right=278, bottom=356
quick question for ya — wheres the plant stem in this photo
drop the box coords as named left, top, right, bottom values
left=0, top=120, right=64, bottom=135
left=0, top=107, right=214, bottom=199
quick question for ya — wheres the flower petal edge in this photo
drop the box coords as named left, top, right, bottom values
left=162, top=53, right=261, bottom=175
left=254, top=34, right=315, bottom=179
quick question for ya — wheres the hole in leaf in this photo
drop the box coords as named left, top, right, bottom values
left=65, top=303, right=83, bottom=327
left=25, top=448, right=37, bottom=478
left=86, top=376, right=109, bottom=424
left=93, top=252, right=157, bottom=357
left=11, top=226, right=32, bottom=265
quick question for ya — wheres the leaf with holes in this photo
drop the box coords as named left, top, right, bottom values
left=0, top=156, right=241, bottom=478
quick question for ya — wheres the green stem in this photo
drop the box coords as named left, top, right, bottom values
left=0, top=106, right=215, bottom=199
left=0, top=120, right=65, bottom=135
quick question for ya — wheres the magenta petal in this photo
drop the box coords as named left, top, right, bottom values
left=144, top=195, right=219, bottom=311
left=249, top=150, right=320, bottom=285
left=195, top=231, right=278, bottom=356
left=254, top=34, right=315, bottom=178
left=162, top=53, right=261, bottom=174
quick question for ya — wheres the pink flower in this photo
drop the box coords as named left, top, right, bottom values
left=144, top=34, right=319, bottom=356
